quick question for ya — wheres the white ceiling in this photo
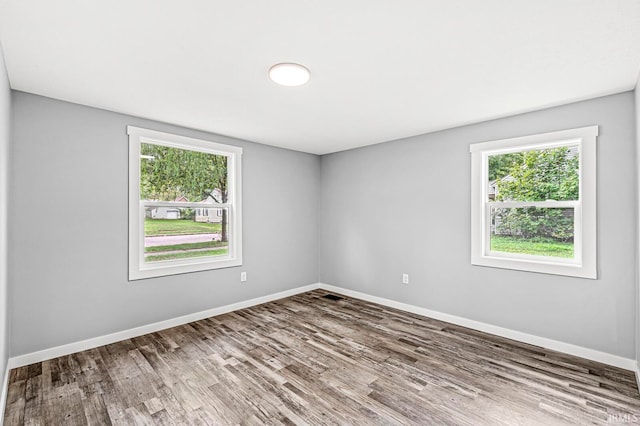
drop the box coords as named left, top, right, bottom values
left=1, top=1, right=639, bottom=155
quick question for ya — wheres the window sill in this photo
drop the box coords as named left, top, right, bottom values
left=471, top=255, right=596, bottom=279
left=129, top=257, right=242, bottom=280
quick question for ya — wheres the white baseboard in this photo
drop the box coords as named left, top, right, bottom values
left=318, top=283, right=637, bottom=371
left=6, top=282, right=636, bottom=373
left=0, top=360, right=8, bottom=426
left=8, top=283, right=320, bottom=369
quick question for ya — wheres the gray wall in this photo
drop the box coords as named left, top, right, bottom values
left=6, top=89, right=639, bottom=360
left=320, top=92, right=637, bottom=358
left=0, top=43, right=10, bottom=380
left=635, top=80, right=640, bottom=368
left=9, top=92, right=320, bottom=356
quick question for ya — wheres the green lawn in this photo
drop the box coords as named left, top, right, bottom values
left=146, top=248, right=228, bottom=262
left=144, top=240, right=226, bottom=253
left=145, top=219, right=221, bottom=236
left=491, top=235, right=573, bottom=258
left=144, top=219, right=227, bottom=262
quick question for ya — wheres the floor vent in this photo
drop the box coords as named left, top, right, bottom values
left=322, top=294, right=344, bottom=301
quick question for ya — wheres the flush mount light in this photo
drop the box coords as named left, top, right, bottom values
left=269, top=63, right=310, bottom=86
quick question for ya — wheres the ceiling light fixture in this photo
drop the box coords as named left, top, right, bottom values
left=269, top=63, right=310, bottom=87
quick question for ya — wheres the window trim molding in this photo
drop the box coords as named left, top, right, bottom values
left=128, top=126, right=243, bottom=280
left=470, top=125, right=598, bottom=279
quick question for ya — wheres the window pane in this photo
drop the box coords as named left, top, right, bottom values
left=144, top=207, right=229, bottom=263
left=140, top=143, right=228, bottom=203
left=487, top=145, right=579, bottom=202
left=490, top=207, right=574, bottom=258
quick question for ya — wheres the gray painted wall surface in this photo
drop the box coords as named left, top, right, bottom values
left=9, top=92, right=320, bottom=356
left=0, top=43, right=10, bottom=378
left=320, top=92, right=637, bottom=358
left=635, top=82, right=640, bottom=367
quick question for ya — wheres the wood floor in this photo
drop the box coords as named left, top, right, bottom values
left=4, top=290, right=640, bottom=425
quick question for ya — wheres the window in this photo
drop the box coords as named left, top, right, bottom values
left=128, top=126, right=242, bottom=280
left=470, top=126, right=597, bottom=279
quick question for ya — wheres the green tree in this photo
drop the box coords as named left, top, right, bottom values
left=488, top=152, right=523, bottom=181
left=493, top=147, right=578, bottom=242
left=496, top=147, right=578, bottom=202
left=140, top=144, right=229, bottom=242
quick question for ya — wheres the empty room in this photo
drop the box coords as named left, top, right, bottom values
left=1, top=0, right=640, bottom=424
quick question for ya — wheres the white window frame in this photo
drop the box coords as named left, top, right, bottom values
left=128, top=126, right=243, bottom=280
left=470, top=125, right=597, bottom=279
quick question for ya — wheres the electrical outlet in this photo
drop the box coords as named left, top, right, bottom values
left=240, top=272, right=247, bottom=282
left=402, top=273, right=409, bottom=284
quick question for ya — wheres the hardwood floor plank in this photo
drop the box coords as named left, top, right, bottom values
left=4, top=379, right=26, bottom=426
left=4, top=290, right=640, bottom=425
left=22, top=375, right=43, bottom=425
